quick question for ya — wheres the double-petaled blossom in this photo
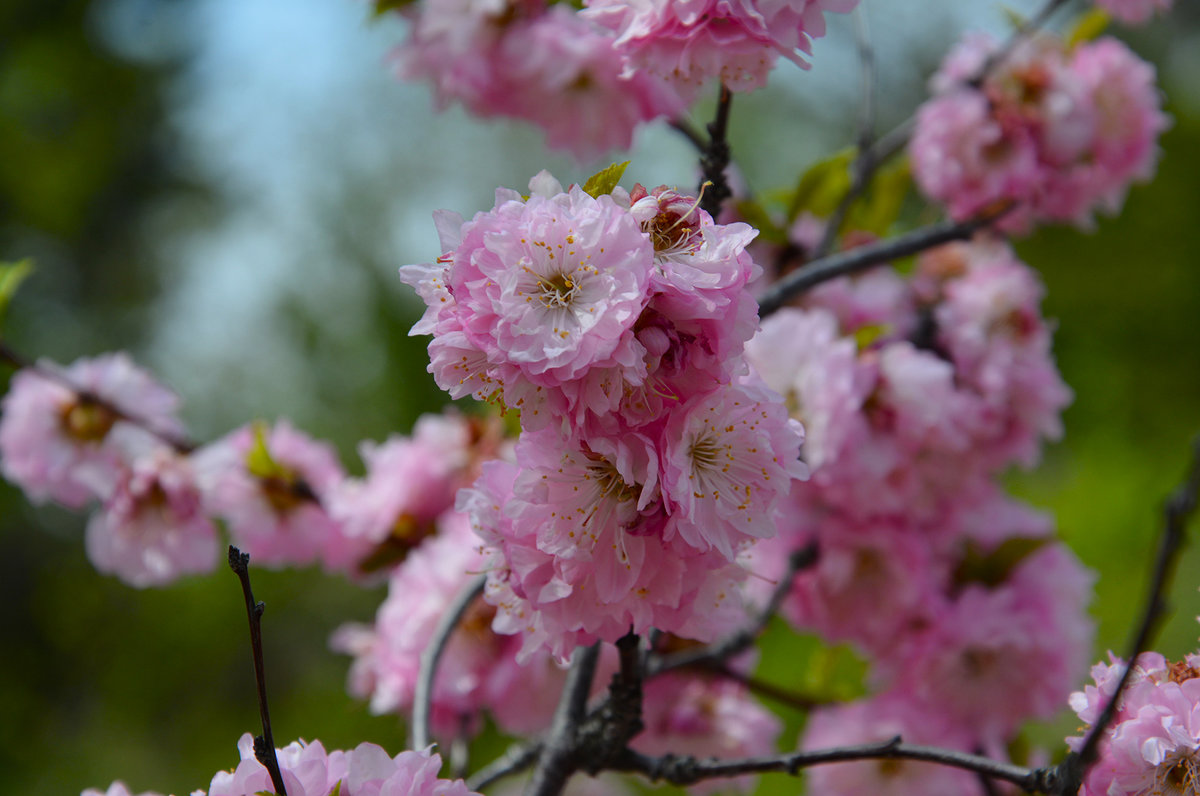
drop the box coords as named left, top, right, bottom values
left=1069, top=650, right=1200, bottom=796
left=910, top=32, right=1167, bottom=234
left=0, top=353, right=186, bottom=508
left=584, top=0, right=859, bottom=102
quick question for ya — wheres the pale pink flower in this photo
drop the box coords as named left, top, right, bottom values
left=84, top=430, right=218, bottom=588
left=801, top=695, right=980, bottom=796
left=82, top=784, right=165, bottom=796
left=0, top=353, right=185, bottom=508
left=660, top=382, right=807, bottom=560
left=1069, top=651, right=1200, bottom=796
left=207, top=733, right=478, bottom=796
left=193, top=420, right=350, bottom=571
left=634, top=672, right=781, bottom=792
left=1095, top=0, right=1173, bottom=24
left=882, top=543, right=1094, bottom=744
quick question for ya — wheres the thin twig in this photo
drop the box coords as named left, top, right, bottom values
left=707, top=665, right=823, bottom=713
left=525, top=644, right=601, bottom=796
left=612, top=739, right=1038, bottom=789
left=669, top=118, right=708, bottom=153
left=699, top=85, right=734, bottom=219
left=468, top=742, right=544, bottom=791
left=1066, top=436, right=1200, bottom=781
left=412, top=574, right=487, bottom=750
left=758, top=206, right=1012, bottom=318
left=649, top=543, right=818, bottom=675
left=972, top=0, right=1072, bottom=89
left=814, top=5, right=877, bottom=259
left=228, top=546, right=288, bottom=796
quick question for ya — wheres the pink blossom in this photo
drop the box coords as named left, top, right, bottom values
left=634, top=671, right=781, bottom=792
left=206, top=733, right=478, bottom=796
left=801, top=695, right=980, bottom=796
left=1068, top=651, right=1200, bottom=796
left=82, top=784, right=166, bottom=796
left=459, top=459, right=748, bottom=661
left=0, top=353, right=185, bottom=508
left=84, top=429, right=218, bottom=588
left=193, top=420, right=352, bottom=571
left=1095, top=0, right=1173, bottom=24
left=881, top=543, right=1094, bottom=744
left=584, top=0, right=859, bottom=103
left=660, top=382, right=807, bottom=560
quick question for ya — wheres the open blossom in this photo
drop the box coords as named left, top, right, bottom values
left=910, top=32, right=1166, bottom=234
left=1069, top=650, right=1200, bottom=796
left=194, top=420, right=351, bottom=571
left=82, top=785, right=164, bottom=796
left=84, top=429, right=218, bottom=588
left=584, top=0, right=859, bottom=102
left=205, top=733, right=479, bottom=796
left=0, top=353, right=185, bottom=508
left=1096, top=0, right=1173, bottom=24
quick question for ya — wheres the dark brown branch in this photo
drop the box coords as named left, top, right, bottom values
left=1063, top=436, right=1200, bottom=785
left=412, top=574, right=487, bottom=750
left=228, top=546, right=288, bottom=796
left=611, top=739, right=1038, bottom=789
left=669, top=118, right=708, bottom=154
left=525, top=644, right=601, bottom=796
left=707, top=665, right=823, bottom=713
left=699, top=85, right=734, bottom=219
left=758, top=207, right=1011, bottom=318
left=468, top=742, right=544, bottom=791
left=650, top=543, right=818, bottom=675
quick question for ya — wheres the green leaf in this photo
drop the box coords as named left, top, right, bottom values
left=787, top=148, right=854, bottom=222
left=733, top=199, right=787, bottom=246
left=0, top=258, right=34, bottom=330
left=852, top=323, right=890, bottom=351
left=953, top=536, right=1049, bottom=590
left=1000, top=5, right=1027, bottom=31
left=1067, top=8, right=1111, bottom=49
left=244, top=422, right=285, bottom=480
left=370, top=0, right=418, bottom=16
left=581, top=161, right=630, bottom=198
left=846, top=157, right=912, bottom=237
left=327, top=780, right=344, bottom=796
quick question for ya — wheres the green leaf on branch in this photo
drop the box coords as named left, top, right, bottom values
left=1067, top=8, right=1111, bottom=48
left=734, top=198, right=787, bottom=245
left=787, top=148, right=854, bottom=222
left=370, top=0, right=418, bottom=16
left=0, top=258, right=34, bottom=331
left=757, top=629, right=867, bottom=704
left=582, top=161, right=630, bottom=198
left=845, top=157, right=912, bottom=237
left=245, top=422, right=287, bottom=480
left=953, top=536, right=1049, bottom=589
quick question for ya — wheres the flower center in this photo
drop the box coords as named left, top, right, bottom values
left=537, top=271, right=580, bottom=310
left=60, top=398, right=117, bottom=443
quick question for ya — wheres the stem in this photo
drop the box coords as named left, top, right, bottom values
left=1069, top=436, right=1200, bottom=777
left=699, top=85, right=734, bottom=219
left=669, top=118, right=708, bottom=153
left=708, top=665, right=823, bottom=713
left=650, top=543, right=818, bottom=675
left=412, top=574, right=486, bottom=749
left=468, top=742, right=544, bottom=792
left=757, top=206, right=1012, bottom=318
left=228, top=546, right=288, bottom=796
left=525, top=644, right=601, bottom=796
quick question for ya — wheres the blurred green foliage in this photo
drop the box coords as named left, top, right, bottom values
left=1, top=3, right=1199, bottom=796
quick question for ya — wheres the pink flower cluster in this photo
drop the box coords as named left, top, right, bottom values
left=741, top=236, right=1094, bottom=782
left=393, top=0, right=681, bottom=159
left=85, top=734, right=480, bottom=796
left=584, top=0, right=859, bottom=103
left=910, top=31, right=1167, bottom=234
left=1069, top=650, right=1200, bottom=796
left=404, top=172, right=806, bottom=660
left=1096, top=0, right=1173, bottom=25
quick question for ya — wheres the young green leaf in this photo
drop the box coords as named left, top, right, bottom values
left=0, top=258, right=34, bottom=331
left=582, top=161, right=631, bottom=198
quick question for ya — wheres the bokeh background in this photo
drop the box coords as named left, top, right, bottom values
left=2, top=0, right=1200, bottom=793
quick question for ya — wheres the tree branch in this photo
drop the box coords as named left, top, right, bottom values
left=699, top=85, right=734, bottom=219
left=228, top=546, right=288, bottom=796
left=412, top=574, right=487, bottom=750
left=649, top=542, right=818, bottom=675
left=468, top=742, right=544, bottom=792
left=669, top=118, right=708, bottom=154
left=757, top=206, right=1012, bottom=318
left=611, top=739, right=1038, bottom=789
left=525, top=644, right=601, bottom=796
left=1054, top=435, right=1200, bottom=790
